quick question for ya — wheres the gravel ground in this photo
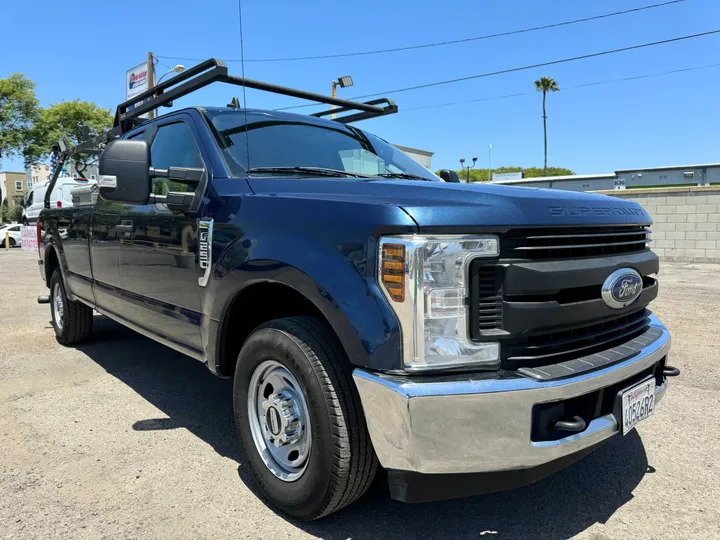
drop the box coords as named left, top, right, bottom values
left=1, top=249, right=718, bottom=540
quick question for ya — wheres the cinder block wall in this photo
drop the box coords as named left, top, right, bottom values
left=595, top=187, right=720, bottom=263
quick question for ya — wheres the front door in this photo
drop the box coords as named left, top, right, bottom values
left=118, top=117, right=208, bottom=353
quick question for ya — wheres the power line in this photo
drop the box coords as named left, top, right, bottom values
left=155, top=0, right=686, bottom=64
left=276, top=29, right=720, bottom=110
left=401, top=63, right=720, bottom=112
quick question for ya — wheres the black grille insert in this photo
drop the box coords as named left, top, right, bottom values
left=502, top=309, right=651, bottom=369
left=468, top=261, right=503, bottom=334
left=501, top=226, right=651, bottom=260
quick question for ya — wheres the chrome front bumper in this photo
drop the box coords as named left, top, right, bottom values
left=353, top=314, right=671, bottom=475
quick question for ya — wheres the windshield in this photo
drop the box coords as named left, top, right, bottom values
left=205, top=110, right=439, bottom=181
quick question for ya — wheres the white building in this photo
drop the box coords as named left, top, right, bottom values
left=491, top=163, right=720, bottom=192
left=26, top=164, right=51, bottom=189
left=393, top=145, right=434, bottom=170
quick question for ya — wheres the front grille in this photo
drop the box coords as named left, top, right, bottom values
left=502, top=309, right=651, bottom=369
left=501, top=225, right=651, bottom=260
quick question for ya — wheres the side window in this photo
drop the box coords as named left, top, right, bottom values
left=150, top=122, right=203, bottom=195
left=26, top=191, right=34, bottom=206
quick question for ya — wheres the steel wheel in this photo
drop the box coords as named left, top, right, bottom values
left=247, top=360, right=312, bottom=482
left=53, top=281, right=64, bottom=331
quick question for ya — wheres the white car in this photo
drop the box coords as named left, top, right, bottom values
left=22, top=177, right=95, bottom=225
left=0, top=223, right=22, bottom=248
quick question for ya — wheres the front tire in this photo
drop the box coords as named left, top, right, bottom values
left=8, top=238, right=15, bottom=248
left=50, top=268, right=93, bottom=345
left=233, top=316, right=377, bottom=520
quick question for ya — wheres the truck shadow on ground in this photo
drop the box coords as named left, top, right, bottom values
left=77, top=315, right=652, bottom=540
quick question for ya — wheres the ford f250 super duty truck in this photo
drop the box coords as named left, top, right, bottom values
left=36, top=59, right=678, bottom=520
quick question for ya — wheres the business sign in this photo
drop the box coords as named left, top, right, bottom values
left=492, top=171, right=524, bottom=182
left=126, top=61, right=152, bottom=118
left=614, top=178, right=627, bottom=190
left=126, top=62, right=149, bottom=101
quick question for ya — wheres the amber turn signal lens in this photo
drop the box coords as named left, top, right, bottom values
left=381, top=243, right=405, bottom=302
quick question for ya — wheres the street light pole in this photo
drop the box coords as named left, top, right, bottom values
left=488, top=144, right=492, bottom=182
left=459, top=157, right=478, bottom=183
left=331, top=75, right=354, bottom=119
left=157, top=64, right=186, bottom=84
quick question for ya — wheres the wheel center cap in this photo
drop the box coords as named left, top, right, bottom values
left=266, top=406, right=282, bottom=436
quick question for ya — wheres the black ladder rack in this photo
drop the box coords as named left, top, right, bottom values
left=44, top=57, right=399, bottom=208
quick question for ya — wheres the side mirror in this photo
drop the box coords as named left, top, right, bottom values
left=439, top=169, right=460, bottom=183
left=98, top=139, right=151, bottom=204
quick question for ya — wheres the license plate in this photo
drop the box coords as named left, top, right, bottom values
left=620, top=378, right=656, bottom=435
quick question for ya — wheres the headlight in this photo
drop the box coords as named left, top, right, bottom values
left=378, top=234, right=500, bottom=372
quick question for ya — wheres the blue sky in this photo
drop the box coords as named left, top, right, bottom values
left=1, top=0, right=718, bottom=174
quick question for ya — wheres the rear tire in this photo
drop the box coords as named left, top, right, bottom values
left=233, top=316, right=377, bottom=520
left=50, top=268, right=93, bottom=345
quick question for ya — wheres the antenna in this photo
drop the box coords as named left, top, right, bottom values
left=237, top=0, right=251, bottom=174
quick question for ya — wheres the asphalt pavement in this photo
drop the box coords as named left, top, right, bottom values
left=1, top=249, right=718, bottom=539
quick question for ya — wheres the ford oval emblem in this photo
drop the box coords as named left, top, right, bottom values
left=602, top=268, right=643, bottom=309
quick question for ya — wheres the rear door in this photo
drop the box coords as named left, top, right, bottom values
left=117, top=115, right=208, bottom=353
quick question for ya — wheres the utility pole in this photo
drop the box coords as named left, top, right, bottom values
left=459, top=157, right=477, bottom=183
left=148, top=52, right=157, bottom=119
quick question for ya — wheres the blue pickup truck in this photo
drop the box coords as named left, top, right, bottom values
left=37, top=59, right=677, bottom=520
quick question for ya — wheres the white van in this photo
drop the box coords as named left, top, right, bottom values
left=22, top=177, right=94, bottom=224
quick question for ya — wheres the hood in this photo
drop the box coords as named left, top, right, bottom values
left=247, top=177, right=650, bottom=229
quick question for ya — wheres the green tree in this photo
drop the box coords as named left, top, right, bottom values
left=440, top=165, right=574, bottom=183
left=523, top=166, right=573, bottom=178
left=0, top=74, right=39, bottom=163
left=11, top=195, right=24, bottom=222
left=24, top=100, right=113, bottom=174
left=0, top=198, right=9, bottom=223
left=534, top=76, right=560, bottom=177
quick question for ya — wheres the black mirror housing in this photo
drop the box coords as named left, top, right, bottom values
left=439, top=169, right=461, bottom=183
left=98, top=139, right=151, bottom=204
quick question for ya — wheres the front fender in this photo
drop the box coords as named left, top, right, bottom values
left=203, top=230, right=409, bottom=373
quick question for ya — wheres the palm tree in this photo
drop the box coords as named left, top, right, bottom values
left=534, top=76, right=559, bottom=176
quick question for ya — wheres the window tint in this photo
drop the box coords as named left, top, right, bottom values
left=206, top=111, right=438, bottom=181
left=150, top=122, right=203, bottom=194
left=26, top=191, right=33, bottom=205
left=10, top=226, right=20, bottom=232
left=151, top=122, right=203, bottom=169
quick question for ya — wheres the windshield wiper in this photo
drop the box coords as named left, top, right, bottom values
left=374, top=173, right=434, bottom=181
left=247, top=166, right=372, bottom=178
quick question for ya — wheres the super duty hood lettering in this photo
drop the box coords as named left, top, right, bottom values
left=548, top=206, right=646, bottom=218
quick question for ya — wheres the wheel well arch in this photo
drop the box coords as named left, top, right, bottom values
left=45, top=245, right=60, bottom=286
left=216, top=281, right=345, bottom=377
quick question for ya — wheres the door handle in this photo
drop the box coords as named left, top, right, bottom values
left=117, top=220, right=133, bottom=236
